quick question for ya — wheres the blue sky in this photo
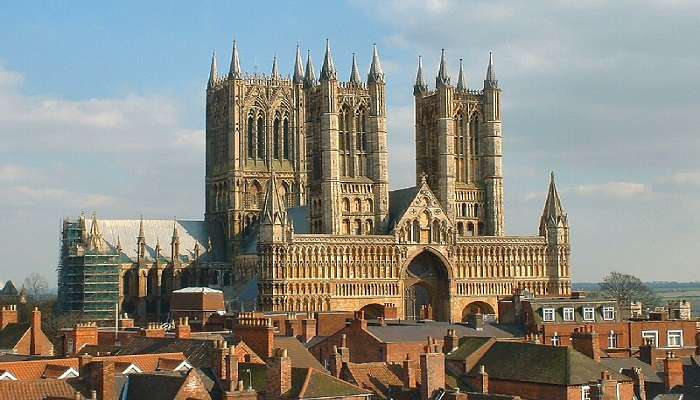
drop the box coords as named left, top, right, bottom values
left=1, top=0, right=699, bottom=286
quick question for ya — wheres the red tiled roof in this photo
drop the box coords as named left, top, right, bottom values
left=343, top=362, right=408, bottom=399
left=0, top=379, right=79, bottom=400
left=41, top=364, right=76, bottom=379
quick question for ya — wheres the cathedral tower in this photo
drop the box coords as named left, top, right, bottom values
left=205, top=40, right=307, bottom=257
left=540, top=173, right=571, bottom=295
left=414, top=51, right=504, bottom=236
left=305, top=41, right=390, bottom=235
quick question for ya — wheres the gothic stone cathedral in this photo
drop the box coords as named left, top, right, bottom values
left=58, top=40, right=571, bottom=324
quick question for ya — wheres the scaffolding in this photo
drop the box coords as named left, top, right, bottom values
left=57, top=218, right=119, bottom=324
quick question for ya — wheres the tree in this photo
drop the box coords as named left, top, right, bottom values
left=599, top=271, right=661, bottom=309
left=23, top=272, right=49, bottom=302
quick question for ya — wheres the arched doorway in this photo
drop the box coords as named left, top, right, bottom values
left=403, top=251, right=450, bottom=321
left=359, top=303, right=384, bottom=320
left=461, top=301, right=496, bottom=322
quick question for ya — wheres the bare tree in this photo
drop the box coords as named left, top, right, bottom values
left=23, top=272, right=49, bottom=302
left=599, top=271, right=660, bottom=309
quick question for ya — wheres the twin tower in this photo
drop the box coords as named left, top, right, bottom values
left=205, top=40, right=503, bottom=258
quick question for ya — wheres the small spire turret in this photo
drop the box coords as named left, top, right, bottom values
left=293, top=45, right=304, bottom=84
left=208, top=51, right=218, bottom=88
left=484, top=51, right=498, bottom=89
left=87, top=213, right=103, bottom=253
left=320, top=39, right=337, bottom=81
left=436, top=49, right=450, bottom=87
left=367, top=44, right=385, bottom=84
left=413, top=56, right=428, bottom=95
left=229, top=40, right=242, bottom=79
left=171, top=219, right=180, bottom=262
left=304, top=50, right=316, bottom=88
left=349, top=53, right=361, bottom=84
left=271, top=54, right=280, bottom=79
left=456, top=58, right=467, bottom=91
left=261, top=172, right=287, bottom=225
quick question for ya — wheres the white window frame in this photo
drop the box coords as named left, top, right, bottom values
left=642, top=330, right=658, bottom=347
left=563, top=307, right=575, bottom=321
left=543, top=307, right=556, bottom=322
left=667, top=330, right=683, bottom=348
left=607, top=330, right=618, bottom=348
left=581, top=385, right=591, bottom=400
left=551, top=332, right=560, bottom=346
left=602, top=306, right=615, bottom=321
left=583, top=307, right=595, bottom=321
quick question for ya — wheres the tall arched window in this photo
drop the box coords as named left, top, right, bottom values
left=470, top=115, right=479, bottom=155
left=257, top=116, right=266, bottom=159
left=355, top=108, right=368, bottom=176
left=283, top=118, right=290, bottom=160
left=412, top=220, right=421, bottom=243
left=273, top=117, right=280, bottom=159
left=339, top=107, right=351, bottom=176
left=247, top=115, right=255, bottom=159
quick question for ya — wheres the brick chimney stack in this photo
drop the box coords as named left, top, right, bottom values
left=267, top=348, right=292, bottom=398
left=631, top=367, right=647, bottom=400
left=300, top=315, right=316, bottom=343
left=589, top=371, right=618, bottom=400
left=571, top=325, right=602, bottom=362
left=175, top=317, right=191, bottom=339
left=476, top=365, right=489, bottom=393
left=143, top=323, right=165, bottom=338
left=225, top=345, right=239, bottom=392
left=87, top=360, right=115, bottom=400
left=663, top=351, right=684, bottom=390
left=233, top=313, right=274, bottom=359
left=443, top=328, right=459, bottom=354
left=211, top=339, right=229, bottom=382
left=0, top=305, right=17, bottom=329
left=402, top=354, right=417, bottom=389
left=30, top=307, right=42, bottom=355
left=350, top=310, right=367, bottom=331
left=420, top=338, right=445, bottom=400
left=383, top=303, right=398, bottom=319
left=118, top=314, right=134, bottom=329
left=66, top=322, right=98, bottom=356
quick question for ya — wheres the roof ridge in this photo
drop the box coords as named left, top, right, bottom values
left=297, top=367, right=314, bottom=397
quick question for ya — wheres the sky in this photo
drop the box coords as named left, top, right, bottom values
left=1, top=0, right=699, bottom=286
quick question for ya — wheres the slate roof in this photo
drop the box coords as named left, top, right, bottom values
left=600, top=357, right=664, bottom=383
left=120, top=370, right=201, bottom=400
left=0, top=281, right=18, bottom=296
left=465, top=342, right=631, bottom=386
left=274, top=336, right=325, bottom=370
left=387, top=186, right=420, bottom=230
left=0, top=323, right=29, bottom=350
left=445, top=337, right=493, bottom=361
left=114, top=337, right=218, bottom=368
left=366, top=321, right=521, bottom=343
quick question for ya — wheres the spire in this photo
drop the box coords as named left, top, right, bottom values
left=208, top=51, right=218, bottom=88
left=137, top=216, right=146, bottom=261
left=413, top=56, right=428, bottom=95
left=171, top=219, right=180, bottom=262
left=155, top=238, right=162, bottom=258
left=485, top=51, right=498, bottom=89
left=293, top=45, right=304, bottom=84
left=542, top=172, right=566, bottom=223
left=436, top=49, right=450, bottom=87
left=320, top=39, right=337, bottom=81
left=171, top=219, right=179, bottom=244
left=137, top=216, right=145, bottom=240
left=116, top=235, right=122, bottom=253
left=349, top=53, right=361, bottom=84
left=87, top=213, right=103, bottom=252
left=367, top=44, right=385, bottom=84
left=304, top=50, right=316, bottom=87
left=261, top=172, right=287, bottom=225
left=228, top=40, right=242, bottom=79
left=456, top=58, right=467, bottom=91
left=271, top=54, right=280, bottom=79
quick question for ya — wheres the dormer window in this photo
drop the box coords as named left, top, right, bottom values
left=563, top=307, right=574, bottom=321
left=602, top=307, right=615, bottom=321
left=583, top=307, right=595, bottom=321
left=542, top=308, right=555, bottom=322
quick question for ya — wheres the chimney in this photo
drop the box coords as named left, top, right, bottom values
left=476, top=365, right=488, bottom=394
left=402, top=354, right=417, bottom=389
left=468, top=313, right=484, bottom=331
left=143, top=323, right=165, bottom=338
left=118, top=314, right=134, bottom=329
left=87, top=360, right=115, bottom=400
left=328, top=344, right=350, bottom=378
left=300, top=316, right=316, bottom=343
left=590, top=371, right=618, bottom=400
left=443, top=329, right=459, bottom=354
left=663, top=351, right=684, bottom=390
left=350, top=310, right=367, bottom=331
left=211, top=340, right=229, bottom=381
left=225, top=345, right=239, bottom=392
left=68, top=322, right=99, bottom=356
left=571, top=325, right=602, bottom=362
left=267, top=348, right=292, bottom=398
left=420, top=340, right=445, bottom=400
left=0, top=305, right=18, bottom=329
left=631, top=367, right=647, bottom=400
left=175, top=317, right=191, bottom=339
left=383, top=303, right=398, bottom=319
left=233, top=314, right=274, bottom=358
left=30, top=307, right=43, bottom=355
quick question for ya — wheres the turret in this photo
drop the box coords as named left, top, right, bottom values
left=320, top=39, right=337, bottom=81
left=170, top=219, right=180, bottom=264
left=367, top=44, right=385, bottom=84
left=540, top=173, right=570, bottom=295
left=433, top=49, right=456, bottom=221
left=481, top=51, right=504, bottom=235
left=436, top=49, right=450, bottom=87
left=456, top=58, right=467, bottom=92
left=208, top=51, right=218, bottom=88
left=259, top=173, right=291, bottom=243
left=136, top=216, right=146, bottom=262
left=271, top=55, right=280, bottom=79
left=366, top=44, right=390, bottom=232
left=86, top=213, right=103, bottom=253
left=293, top=45, right=304, bottom=84
left=229, top=40, right=242, bottom=79
left=349, top=53, right=361, bottom=84
left=413, top=56, right=428, bottom=95
left=304, top=50, right=316, bottom=88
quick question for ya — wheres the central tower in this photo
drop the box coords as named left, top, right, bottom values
left=414, top=51, right=504, bottom=236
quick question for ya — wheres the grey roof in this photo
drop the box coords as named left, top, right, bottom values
left=115, top=336, right=218, bottom=368
left=387, top=186, right=420, bottom=230
left=366, top=321, right=521, bottom=343
left=89, top=218, right=224, bottom=262
left=600, top=357, right=664, bottom=383
left=288, top=205, right=310, bottom=234
left=0, top=281, right=18, bottom=296
left=273, top=336, right=325, bottom=370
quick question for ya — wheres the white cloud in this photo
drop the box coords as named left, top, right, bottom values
left=0, top=165, right=35, bottom=182
left=664, top=171, right=700, bottom=186
left=0, top=185, right=117, bottom=209
left=573, top=182, right=651, bottom=198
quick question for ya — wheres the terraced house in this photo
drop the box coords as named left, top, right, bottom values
left=58, top=39, right=572, bottom=324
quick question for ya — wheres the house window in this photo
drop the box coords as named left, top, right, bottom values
left=583, top=307, right=595, bottom=321
left=581, top=385, right=591, bottom=400
left=551, top=332, right=560, bottom=346
left=608, top=331, right=618, bottom=348
left=602, top=307, right=615, bottom=321
left=642, top=330, right=658, bottom=347
left=543, top=308, right=555, bottom=322
left=563, top=307, right=575, bottom=321
left=668, top=330, right=683, bottom=348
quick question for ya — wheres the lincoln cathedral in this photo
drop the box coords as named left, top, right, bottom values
left=58, top=39, right=571, bottom=324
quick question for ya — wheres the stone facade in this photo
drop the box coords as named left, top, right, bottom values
left=59, top=39, right=572, bottom=323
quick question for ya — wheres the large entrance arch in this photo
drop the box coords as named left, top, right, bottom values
left=403, top=251, right=450, bottom=321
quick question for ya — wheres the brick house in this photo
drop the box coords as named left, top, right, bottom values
left=0, top=306, right=53, bottom=356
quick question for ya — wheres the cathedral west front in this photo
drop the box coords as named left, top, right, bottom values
left=58, top=39, right=571, bottom=324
